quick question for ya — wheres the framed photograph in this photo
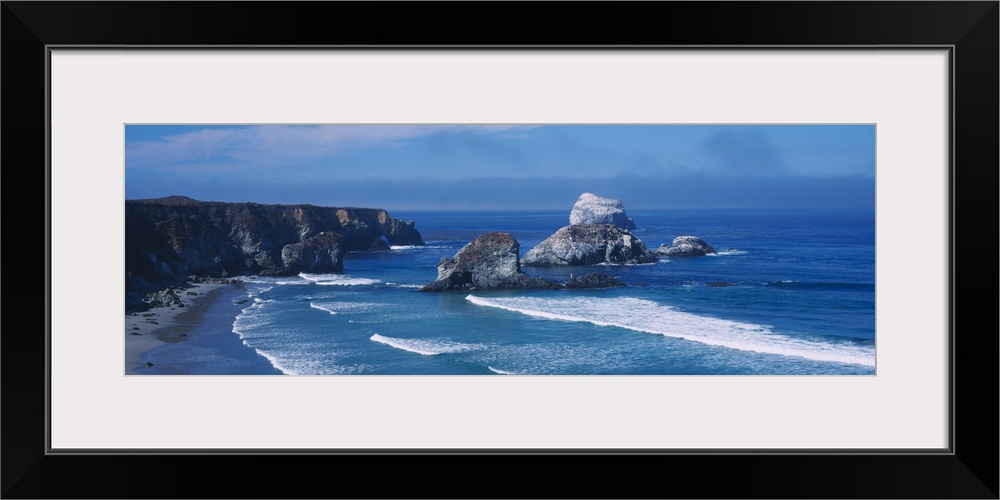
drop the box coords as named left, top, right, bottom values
left=4, top=2, right=996, bottom=498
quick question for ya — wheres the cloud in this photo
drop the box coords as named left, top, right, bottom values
left=699, top=128, right=788, bottom=176
left=125, top=124, right=536, bottom=171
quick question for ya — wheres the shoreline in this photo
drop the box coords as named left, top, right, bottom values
left=125, top=282, right=244, bottom=374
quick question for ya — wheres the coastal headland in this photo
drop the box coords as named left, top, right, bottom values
left=125, top=196, right=424, bottom=311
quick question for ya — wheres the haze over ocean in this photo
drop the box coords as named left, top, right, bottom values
left=126, top=124, right=875, bottom=212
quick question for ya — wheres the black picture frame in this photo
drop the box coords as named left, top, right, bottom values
left=3, top=2, right=996, bottom=498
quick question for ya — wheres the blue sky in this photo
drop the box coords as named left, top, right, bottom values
left=125, top=124, right=875, bottom=211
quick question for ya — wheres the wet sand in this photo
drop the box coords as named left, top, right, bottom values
left=125, top=282, right=240, bottom=374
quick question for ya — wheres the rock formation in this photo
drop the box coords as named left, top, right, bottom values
left=125, top=196, right=424, bottom=307
left=655, top=236, right=717, bottom=257
left=419, top=233, right=561, bottom=291
left=522, top=224, right=657, bottom=266
left=563, top=272, right=625, bottom=289
left=275, top=231, right=345, bottom=275
left=569, top=192, right=637, bottom=230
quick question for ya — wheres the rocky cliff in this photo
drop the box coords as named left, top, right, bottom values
left=125, top=196, right=424, bottom=302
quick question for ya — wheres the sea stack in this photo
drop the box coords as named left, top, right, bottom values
left=569, top=192, right=637, bottom=230
left=655, top=236, right=717, bottom=257
left=419, top=233, right=561, bottom=291
left=522, top=224, right=657, bottom=266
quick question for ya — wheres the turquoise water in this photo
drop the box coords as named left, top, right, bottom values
left=139, top=209, right=876, bottom=375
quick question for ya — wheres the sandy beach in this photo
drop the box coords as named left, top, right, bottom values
left=125, top=282, right=244, bottom=374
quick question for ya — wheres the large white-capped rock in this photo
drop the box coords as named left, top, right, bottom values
left=569, top=192, right=637, bottom=230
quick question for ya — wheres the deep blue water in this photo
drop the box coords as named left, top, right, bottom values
left=140, top=209, right=876, bottom=375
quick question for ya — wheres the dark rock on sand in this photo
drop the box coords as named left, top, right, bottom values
left=144, top=288, right=183, bottom=308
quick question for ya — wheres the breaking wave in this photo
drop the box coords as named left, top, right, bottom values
left=370, top=334, right=484, bottom=356
left=465, top=295, right=874, bottom=367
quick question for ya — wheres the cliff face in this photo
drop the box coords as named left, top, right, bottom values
left=125, top=196, right=423, bottom=298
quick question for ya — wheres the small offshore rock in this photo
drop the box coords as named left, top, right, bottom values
left=370, top=237, right=391, bottom=251
left=656, top=236, right=717, bottom=257
left=563, top=272, right=625, bottom=289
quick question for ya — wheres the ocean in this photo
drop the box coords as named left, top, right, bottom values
left=137, top=208, right=876, bottom=375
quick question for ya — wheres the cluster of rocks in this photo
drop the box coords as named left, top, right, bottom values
left=141, top=277, right=245, bottom=310
left=563, top=272, right=625, bottom=289
left=143, top=288, right=186, bottom=308
left=189, top=276, right=243, bottom=284
left=522, top=224, right=657, bottom=266
left=520, top=193, right=656, bottom=267
left=420, top=192, right=720, bottom=292
left=419, top=233, right=623, bottom=292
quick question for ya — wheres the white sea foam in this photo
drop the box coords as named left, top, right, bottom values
left=386, top=282, right=423, bottom=289
left=596, top=261, right=658, bottom=266
left=309, top=302, right=338, bottom=315
left=370, top=334, right=484, bottom=356
left=297, top=272, right=381, bottom=286
left=711, top=249, right=747, bottom=256
left=465, top=295, right=875, bottom=367
left=248, top=285, right=274, bottom=296
left=390, top=245, right=449, bottom=250
left=488, top=366, right=516, bottom=375
left=316, top=278, right=381, bottom=286
left=254, top=348, right=298, bottom=375
left=310, top=302, right=384, bottom=314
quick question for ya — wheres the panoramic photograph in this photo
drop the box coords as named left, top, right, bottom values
left=125, top=124, right=876, bottom=375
